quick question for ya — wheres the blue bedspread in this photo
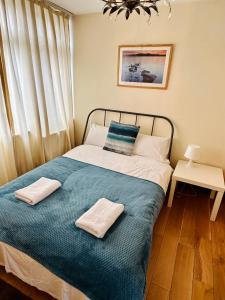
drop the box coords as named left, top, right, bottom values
left=0, top=157, right=165, bottom=300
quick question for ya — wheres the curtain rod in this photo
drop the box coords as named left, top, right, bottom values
left=47, top=1, right=74, bottom=16
left=36, top=0, right=74, bottom=16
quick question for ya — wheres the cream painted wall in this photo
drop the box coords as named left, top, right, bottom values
left=74, top=0, right=225, bottom=169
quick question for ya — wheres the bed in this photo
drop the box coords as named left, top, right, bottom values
left=0, top=108, right=174, bottom=300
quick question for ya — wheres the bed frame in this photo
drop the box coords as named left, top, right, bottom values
left=82, top=108, right=174, bottom=159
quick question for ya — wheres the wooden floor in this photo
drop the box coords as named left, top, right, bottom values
left=146, top=187, right=225, bottom=300
left=0, top=187, right=225, bottom=300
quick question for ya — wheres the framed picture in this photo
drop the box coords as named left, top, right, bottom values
left=118, top=44, right=173, bottom=89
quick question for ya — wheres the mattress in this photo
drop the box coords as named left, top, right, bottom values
left=0, top=145, right=173, bottom=300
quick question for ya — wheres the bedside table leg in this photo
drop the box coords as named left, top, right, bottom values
left=210, top=191, right=224, bottom=221
left=210, top=190, right=216, bottom=200
left=168, top=179, right=177, bottom=207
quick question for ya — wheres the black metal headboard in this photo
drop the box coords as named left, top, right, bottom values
left=82, top=108, right=174, bottom=159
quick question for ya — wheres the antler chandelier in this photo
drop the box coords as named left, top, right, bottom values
left=102, top=0, right=171, bottom=20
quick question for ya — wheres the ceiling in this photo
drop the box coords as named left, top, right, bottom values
left=52, top=0, right=206, bottom=15
left=52, top=0, right=103, bottom=15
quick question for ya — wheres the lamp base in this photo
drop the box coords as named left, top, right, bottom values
left=186, top=160, right=193, bottom=168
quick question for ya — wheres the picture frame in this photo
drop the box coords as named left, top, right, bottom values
left=117, top=44, right=173, bottom=89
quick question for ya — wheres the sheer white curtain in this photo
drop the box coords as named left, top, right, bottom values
left=0, top=76, right=17, bottom=184
left=0, top=0, right=75, bottom=181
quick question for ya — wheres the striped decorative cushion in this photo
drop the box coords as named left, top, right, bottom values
left=103, top=121, right=140, bottom=156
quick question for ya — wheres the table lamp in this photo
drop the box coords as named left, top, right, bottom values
left=184, top=144, right=200, bottom=168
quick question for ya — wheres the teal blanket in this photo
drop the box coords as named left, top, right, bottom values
left=0, top=157, right=165, bottom=300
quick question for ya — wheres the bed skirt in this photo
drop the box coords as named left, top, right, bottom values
left=0, top=242, right=89, bottom=300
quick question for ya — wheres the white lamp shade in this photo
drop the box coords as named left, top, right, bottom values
left=184, top=144, right=200, bottom=161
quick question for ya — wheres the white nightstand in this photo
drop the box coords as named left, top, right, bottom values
left=168, top=160, right=225, bottom=221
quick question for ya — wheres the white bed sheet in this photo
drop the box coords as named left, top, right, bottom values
left=64, top=145, right=173, bottom=193
left=0, top=145, right=173, bottom=299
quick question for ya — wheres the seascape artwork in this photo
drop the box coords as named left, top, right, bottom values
left=118, top=45, right=173, bottom=89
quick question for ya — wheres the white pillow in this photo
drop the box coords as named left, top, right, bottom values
left=85, top=123, right=108, bottom=147
left=133, top=134, right=170, bottom=162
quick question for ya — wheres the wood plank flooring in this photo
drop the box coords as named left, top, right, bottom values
left=147, top=187, right=225, bottom=300
left=0, top=187, right=224, bottom=300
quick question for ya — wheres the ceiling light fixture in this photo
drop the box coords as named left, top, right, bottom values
left=102, top=0, right=171, bottom=20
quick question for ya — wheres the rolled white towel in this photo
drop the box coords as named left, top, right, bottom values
left=75, top=198, right=124, bottom=238
left=15, top=177, right=61, bottom=205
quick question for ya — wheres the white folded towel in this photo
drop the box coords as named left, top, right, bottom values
left=15, top=177, right=61, bottom=205
left=75, top=198, right=124, bottom=238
